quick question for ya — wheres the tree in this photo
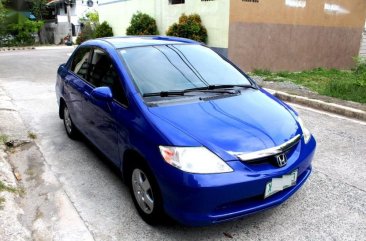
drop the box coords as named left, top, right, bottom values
left=0, top=1, right=7, bottom=36
left=95, top=21, right=113, bottom=38
left=8, top=19, right=44, bottom=45
left=30, top=0, right=48, bottom=20
left=80, top=10, right=99, bottom=29
left=166, top=13, right=208, bottom=43
left=126, top=12, right=159, bottom=35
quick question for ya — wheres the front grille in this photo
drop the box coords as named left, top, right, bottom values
left=234, top=134, right=302, bottom=166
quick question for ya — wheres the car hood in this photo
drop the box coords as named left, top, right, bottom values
left=148, top=89, right=300, bottom=161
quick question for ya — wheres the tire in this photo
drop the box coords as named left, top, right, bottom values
left=128, top=160, right=164, bottom=225
left=62, top=104, right=78, bottom=139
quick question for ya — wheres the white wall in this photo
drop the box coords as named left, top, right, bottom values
left=99, top=0, right=156, bottom=36
left=98, top=0, right=230, bottom=48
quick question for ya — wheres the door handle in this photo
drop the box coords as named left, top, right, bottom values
left=83, top=91, right=91, bottom=100
left=65, top=76, right=72, bottom=84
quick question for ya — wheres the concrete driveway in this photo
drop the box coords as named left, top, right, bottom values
left=0, top=48, right=365, bottom=241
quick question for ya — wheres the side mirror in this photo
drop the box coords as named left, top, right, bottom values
left=91, top=87, right=113, bottom=102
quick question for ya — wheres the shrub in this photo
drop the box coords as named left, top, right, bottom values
left=126, top=12, right=159, bottom=35
left=76, top=23, right=94, bottom=45
left=8, top=19, right=44, bottom=46
left=166, top=13, right=208, bottom=43
left=353, top=56, right=366, bottom=77
left=95, top=21, right=113, bottom=38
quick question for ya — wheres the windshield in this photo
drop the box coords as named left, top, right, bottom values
left=119, top=44, right=251, bottom=95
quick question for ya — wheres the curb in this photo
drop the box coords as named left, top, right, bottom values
left=265, top=88, right=366, bottom=121
left=0, top=45, right=75, bottom=51
left=0, top=47, right=35, bottom=51
left=34, top=46, right=76, bottom=50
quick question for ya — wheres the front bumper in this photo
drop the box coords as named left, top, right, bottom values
left=158, top=136, right=316, bottom=226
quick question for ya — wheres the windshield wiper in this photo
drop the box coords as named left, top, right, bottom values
left=142, top=84, right=256, bottom=98
left=186, top=84, right=257, bottom=91
left=143, top=87, right=240, bottom=97
left=143, top=91, right=186, bottom=97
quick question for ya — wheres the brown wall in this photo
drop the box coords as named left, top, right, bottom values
left=229, top=0, right=366, bottom=71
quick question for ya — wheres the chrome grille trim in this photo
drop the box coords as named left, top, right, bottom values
left=232, top=134, right=301, bottom=162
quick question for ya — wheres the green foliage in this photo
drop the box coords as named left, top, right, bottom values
left=0, top=134, right=8, bottom=144
left=252, top=69, right=272, bottom=76
left=95, top=21, right=113, bottom=38
left=8, top=19, right=43, bottom=46
left=0, top=180, right=17, bottom=193
left=80, top=10, right=99, bottom=29
left=353, top=56, right=366, bottom=77
left=251, top=62, right=366, bottom=103
left=126, top=12, right=159, bottom=35
left=0, top=2, right=44, bottom=47
left=76, top=22, right=94, bottom=45
left=30, top=0, right=48, bottom=20
left=166, top=13, right=208, bottom=43
left=0, top=1, right=7, bottom=36
left=77, top=11, right=112, bottom=44
left=85, top=11, right=99, bottom=26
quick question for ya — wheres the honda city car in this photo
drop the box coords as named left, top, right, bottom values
left=55, top=36, right=316, bottom=226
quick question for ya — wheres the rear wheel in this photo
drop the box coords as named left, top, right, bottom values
left=62, top=104, right=78, bottom=139
left=128, top=160, right=164, bottom=225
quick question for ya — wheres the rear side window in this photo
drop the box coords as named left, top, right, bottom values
left=71, top=47, right=91, bottom=80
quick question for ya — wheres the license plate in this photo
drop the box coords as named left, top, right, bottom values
left=264, top=169, right=298, bottom=198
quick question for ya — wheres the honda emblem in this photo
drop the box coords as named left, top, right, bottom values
left=275, top=153, right=287, bottom=167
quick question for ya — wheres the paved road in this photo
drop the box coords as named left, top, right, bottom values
left=0, top=48, right=365, bottom=241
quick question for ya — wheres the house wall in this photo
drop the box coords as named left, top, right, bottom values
left=98, top=0, right=230, bottom=55
left=98, top=0, right=156, bottom=36
left=228, top=0, right=366, bottom=71
left=360, top=21, right=366, bottom=57
left=158, top=0, right=230, bottom=55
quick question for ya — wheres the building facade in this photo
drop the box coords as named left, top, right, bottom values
left=46, top=0, right=98, bottom=44
left=99, top=0, right=366, bottom=71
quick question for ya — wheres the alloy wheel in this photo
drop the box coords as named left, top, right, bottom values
left=131, top=168, right=154, bottom=214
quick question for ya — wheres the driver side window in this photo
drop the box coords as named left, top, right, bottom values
left=89, top=49, right=128, bottom=106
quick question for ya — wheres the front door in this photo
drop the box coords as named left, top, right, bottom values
left=83, top=48, right=129, bottom=166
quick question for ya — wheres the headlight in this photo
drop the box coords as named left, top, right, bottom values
left=297, top=117, right=311, bottom=144
left=159, top=146, right=233, bottom=174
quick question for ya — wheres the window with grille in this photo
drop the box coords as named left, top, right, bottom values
left=169, top=0, right=185, bottom=4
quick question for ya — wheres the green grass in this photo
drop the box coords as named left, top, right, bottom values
left=0, top=134, right=8, bottom=145
left=0, top=180, right=18, bottom=193
left=0, top=181, right=19, bottom=207
left=27, top=131, right=37, bottom=140
left=252, top=66, right=366, bottom=104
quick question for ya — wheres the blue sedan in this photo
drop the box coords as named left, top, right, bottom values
left=56, top=36, right=316, bottom=226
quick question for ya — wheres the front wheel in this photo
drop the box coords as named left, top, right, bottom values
left=128, top=161, right=164, bottom=225
left=62, top=104, right=78, bottom=139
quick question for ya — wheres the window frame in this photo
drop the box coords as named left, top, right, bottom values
left=69, top=46, right=129, bottom=108
left=69, top=46, right=93, bottom=82
left=90, top=47, right=129, bottom=108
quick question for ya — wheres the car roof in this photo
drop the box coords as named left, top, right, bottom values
left=88, top=36, right=201, bottom=49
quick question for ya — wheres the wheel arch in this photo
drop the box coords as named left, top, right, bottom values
left=59, top=98, right=66, bottom=119
left=122, top=149, right=149, bottom=184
